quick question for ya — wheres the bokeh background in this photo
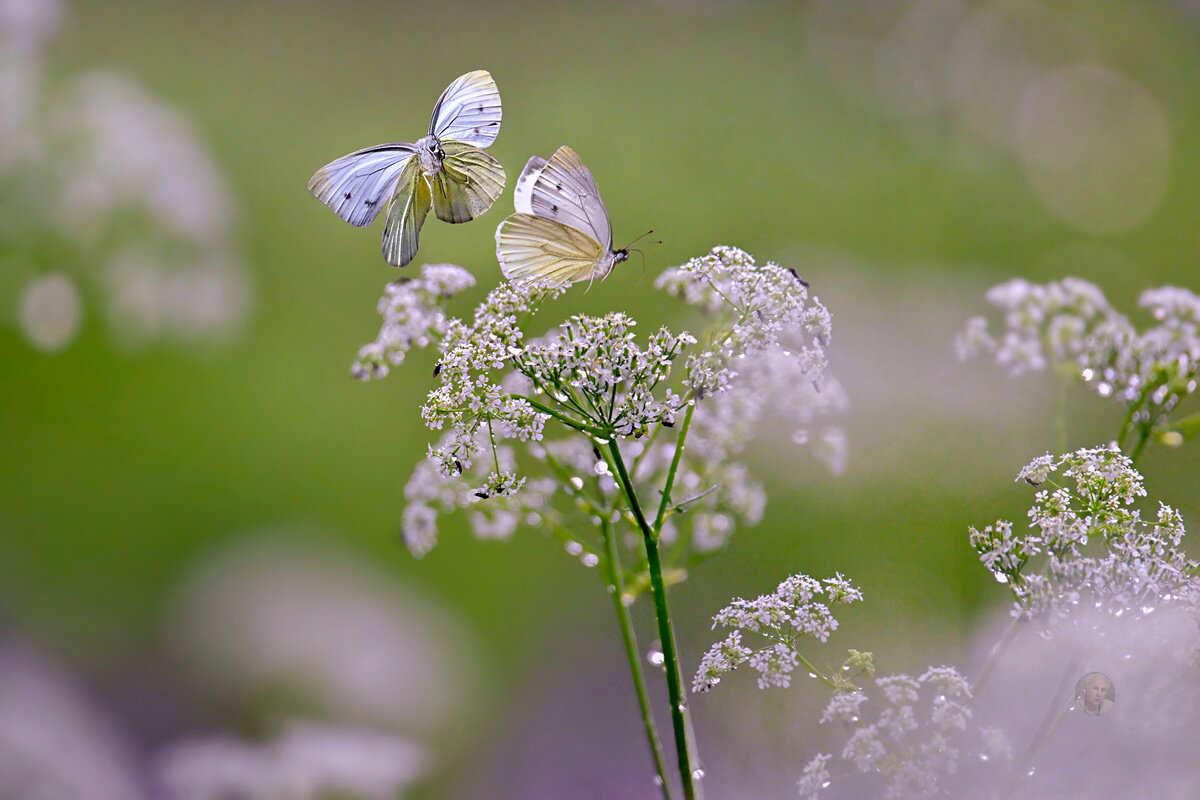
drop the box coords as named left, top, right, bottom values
left=2, top=0, right=1199, bottom=797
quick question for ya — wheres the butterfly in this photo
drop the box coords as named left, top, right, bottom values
left=308, top=70, right=506, bottom=268
left=495, top=146, right=637, bottom=289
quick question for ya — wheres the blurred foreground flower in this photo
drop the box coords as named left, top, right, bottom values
left=0, top=638, right=144, bottom=800
left=158, top=721, right=426, bottom=800
left=0, top=0, right=249, bottom=351
left=164, top=533, right=478, bottom=736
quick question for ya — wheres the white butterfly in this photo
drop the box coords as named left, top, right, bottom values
left=308, top=70, right=506, bottom=268
left=495, top=146, right=632, bottom=289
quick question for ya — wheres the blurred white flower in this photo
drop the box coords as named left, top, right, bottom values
left=158, top=721, right=427, bottom=800
left=18, top=271, right=80, bottom=351
left=0, top=2, right=250, bottom=351
left=0, top=638, right=145, bottom=800
left=164, top=533, right=479, bottom=735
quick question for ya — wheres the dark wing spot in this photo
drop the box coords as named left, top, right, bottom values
left=365, top=199, right=376, bottom=207
left=555, top=183, right=563, bottom=190
left=477, top=105, right=484, bottom=112
left=474, top=127, right=481, bottom=134
left=344, top=192, right=352, bottom=199
left=551, top=204, right=558, bottom=213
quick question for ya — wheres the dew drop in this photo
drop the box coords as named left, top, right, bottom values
left=565, top=541, right=584, bottom=556
left=621, top=593, right=635, bottom=607
left=1141, top=605, right=1156, bottom=616
left=570, top=476, right=585, bottom=490
left=1027, top=767, right=1036, bottom=777
left=606, top=584, right=616, bottom=594
left=593, top=461, right=610, bottom=475
left=652, top=776, right=663, bottom=787
left=581, top=553, right=599, bottom=568
left=980, top=753, right=990, bottom=762
left=592, top=437, right=611, bottom=445
left=821, top=780, right=831, bottom=788
left=994, top=573, right=1009, bottom=584
left=648, top=649, right=665, bottom=667
left=808, top=672, right=818, bottom=679
left=1081, top=367, right=1095, bottom=381
left=691, top=769, right=705, bottom=781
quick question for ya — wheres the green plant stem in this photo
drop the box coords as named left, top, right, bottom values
left=518, top=394, right=611, bottom=439
left=602, top=517, right=674, bottom=800
left=606, top=440, right=703, bottom=800
left=653, top=403, right=697, bottom=536
left=970, top=617, right=1021, bottom=696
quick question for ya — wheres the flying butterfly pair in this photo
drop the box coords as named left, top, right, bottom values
left=308, top=70, right=639, bottom=288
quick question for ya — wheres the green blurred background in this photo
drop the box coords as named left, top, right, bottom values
left=3, top=0, right=1200, bottom=796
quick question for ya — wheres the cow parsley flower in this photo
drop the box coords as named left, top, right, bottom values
left=970, top=445, right=1199, bottom=623
left=958, top=279, right=1200, bottom=456
left=803, top=665, right=1001, bottom=800
left=693, top=573, right=862, bottom=692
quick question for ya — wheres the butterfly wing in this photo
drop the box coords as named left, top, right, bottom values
left=495, top=212, right=606, bottom=288
left=513, top=155, right=549, bottom=214
left=307, top=144, right=417, bottom=227
left=381, top=157, right=432, bottom=268
left=524, top=145, right=612, bottom=250
left=430, top=140, right=507, bottom=224
left=428, top=70, right=502, bottom=149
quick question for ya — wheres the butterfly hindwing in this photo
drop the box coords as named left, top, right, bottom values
left=429, top=70, right=502, bottom=149
left=513, top=155, right=549, bottom=215
left=307, top=144, right=417, bottom=228
left=431, top=140, right=507, bottom=224
left=496, top=212, right=606, bottom=288
left=381, top=158, right=432, bottom=268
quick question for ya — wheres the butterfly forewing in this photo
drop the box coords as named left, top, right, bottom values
left=431, top=141, right=507, bottom=224
left=307, top=144, right=417, bottom=227
left=381, top=158, right=432, bottom=268
left=526, top=146, right=612, bottom=249
left=496, top=213, right=606, bottom=288
left=429, top=70, right=502, bottom=149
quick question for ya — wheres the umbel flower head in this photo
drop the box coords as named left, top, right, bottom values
left=969, top=444, right=1199, bottom=624
left=692, top=572, right=862, bottom=693
left=957, top=279, right=1200, bottom=454
left=359, top=246, right=843, bottom=565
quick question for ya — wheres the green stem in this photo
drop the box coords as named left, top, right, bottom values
left=606, top=440, right=703, bottom=799
left=794, top=651, right=839, bottom=690
left=653, top=403, right=697, bottom=537
left=970, top=617, right=1021, bottom=696
left=518, top=394, right=610, bottom=439
left=602, top=517, right=675, bottom=800
left=1129, top=427, right=1151, bottom=464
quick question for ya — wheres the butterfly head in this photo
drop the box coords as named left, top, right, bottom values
left=415, top=135, right=445, bottom=175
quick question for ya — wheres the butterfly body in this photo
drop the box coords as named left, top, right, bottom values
left=496, top=146, right=628, bottom=289
left=308, top=70, right=506, bottom=268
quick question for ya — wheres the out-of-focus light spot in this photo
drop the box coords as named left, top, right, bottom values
left=946, top=10, right=1040, bottom=151
left=872, top=0, right=967, bottom=118
left=1016, top=65, right=1172, bottom=234
left=18, top=272, right=80, bottom=351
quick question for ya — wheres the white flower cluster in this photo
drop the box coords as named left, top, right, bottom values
left=2, top=4, right=249, bottom=351
left=516, top=312, right=694, bottom=436
left=692, top=573, right=862, bottom=693
left=388, top=247, right=845, bottom=565
left=802, top=666, right=1006, bottom=800
left=352, top=264, right=477, bottom=379
left=656, top=246, right=832, bottom=398
left=957, top=279, right=1200, bottom=448
left=970, top=445, right=1198, bottom=623
left=401, top=428, right=556, bottom=558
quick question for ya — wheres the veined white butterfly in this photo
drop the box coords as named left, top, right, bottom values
left=495, top=146, right=642, bottom=289
left=308, top=70, right=506, bottom=268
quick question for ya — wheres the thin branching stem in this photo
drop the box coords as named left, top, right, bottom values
left=605, top=440, right=703, bottom=800
left=653, top=402, right=697, bottom=538
left=602, top=517, right=675, bottom=800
